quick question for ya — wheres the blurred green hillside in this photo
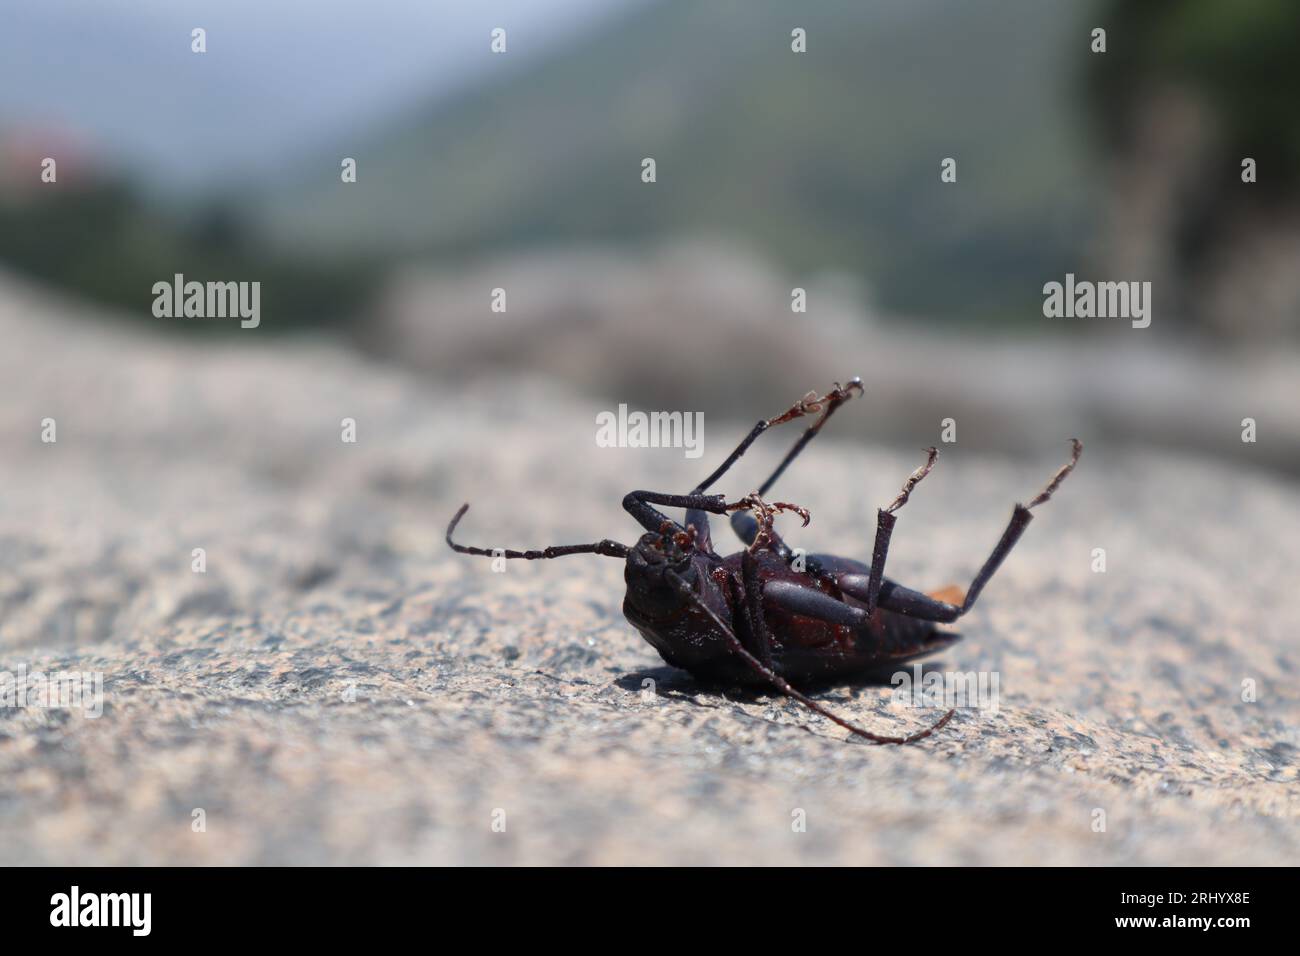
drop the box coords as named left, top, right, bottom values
left=259, top=0, right=1097, bottom=323
left=7, top=0, right=1297, bottom=335
left=0, top=182, right=375, bottom=332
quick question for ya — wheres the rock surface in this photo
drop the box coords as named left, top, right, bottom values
left=374, top=242, right=1300, bottom=475
left=1, top=274, right=1297, bottom=865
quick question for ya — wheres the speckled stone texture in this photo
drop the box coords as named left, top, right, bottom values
left=1, top=276, right=1296, bottom=865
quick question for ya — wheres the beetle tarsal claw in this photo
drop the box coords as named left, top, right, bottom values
left=725, top=494, right=812, bottom=537
left=771, top=501, right=811, bottom=527
left=828, top=377, right=865, bottom=404
left=1027, top=438, right=1083, bottom=509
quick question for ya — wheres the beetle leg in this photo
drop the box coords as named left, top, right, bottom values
left=843, top=440, right=1082, bottom=622
left=860, top=447, right=939, bottom=613
left=739, top=550, right=774, bottom=669
left=682, top=379, right=859, bottom=551
left=725, top=494, right=810, bottom=557
left=762, top=579, right=871, bottom=627
left=731, top=510, right=794, bottom=554
left=622, top=490, right=729, bottom=535
left=664, top=569, right=954, bottom=745
left=748, top=379, right=862, bottom=499
left=624, top=489, right=807, bottom=540
left=732, top=511, right=842, bottom=581
left=838, top=576, right=958, bottom=622
left=691, top=377, right=863, bottom=498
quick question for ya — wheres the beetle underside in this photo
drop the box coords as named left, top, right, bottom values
left=448, top=378, right=1081, bottom=745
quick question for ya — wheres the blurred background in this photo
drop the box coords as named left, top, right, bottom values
left=1, top=0, right=1297, bottom=471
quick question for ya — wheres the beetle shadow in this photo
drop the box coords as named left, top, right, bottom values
left=615, top=660, right=955, bottom=704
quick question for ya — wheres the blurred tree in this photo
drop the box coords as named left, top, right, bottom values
left=1086, top=0, right=1300, bottom=339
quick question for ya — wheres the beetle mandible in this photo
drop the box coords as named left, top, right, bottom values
left=447, top=379, right=1081, bottom=744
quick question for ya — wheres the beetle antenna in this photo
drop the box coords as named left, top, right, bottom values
left=665, top=570, right=954, bottom=745
left=446, top=504, right=629, bottom=560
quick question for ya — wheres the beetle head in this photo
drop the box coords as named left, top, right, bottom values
left=623, top=524, right=701, bottom=619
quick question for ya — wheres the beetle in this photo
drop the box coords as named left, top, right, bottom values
left=447, top=379, right=1081, bottom=744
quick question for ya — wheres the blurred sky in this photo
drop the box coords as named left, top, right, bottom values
left=0, top=0, right=645, bottom=192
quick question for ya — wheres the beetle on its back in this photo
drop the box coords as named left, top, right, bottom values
left=448, top=379, right=1080, bottom=744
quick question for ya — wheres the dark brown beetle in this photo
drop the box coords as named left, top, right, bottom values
left=448, top=379, right=1080, bottom=744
